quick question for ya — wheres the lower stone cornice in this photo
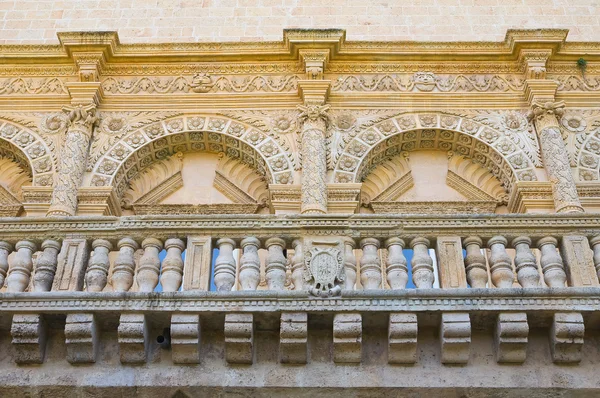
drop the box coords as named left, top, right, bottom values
left=1, top=288, right=600, bottom=314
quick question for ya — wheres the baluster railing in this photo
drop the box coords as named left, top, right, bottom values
left=410, top=237, right=434, bottom=289
left=487, top=236, right=514, bottom=288
left=112, top=237, right=139, bottom=292
left=214, top=238, right=236, bottom=292
left=265, top=238, right=286, bottom=291
left=385, top=237, right=408, bottom=289
left=136, top=238, right=163, bottom=293
left=512, top=236, right=540, bottom=288
left=85, top=239, right=113, bottom=292
left=239, top=237, right=261, bottom=291
left=537, top=237, right=567, bottom=287
left=6, top=240, right=36, bottom=292
left=160, top=238, right=185, bottom=292
left=463, top=236, right=487, bottom=288
left=290, top=239, right=304, bottom=291
left=32, top=239, right=60, bottom=292
left=360, top=238, right=381, bottom=290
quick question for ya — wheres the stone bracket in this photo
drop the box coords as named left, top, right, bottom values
left=11, top=314, right=47, bottom=364
left=65, top=313, right=98, bottom=364
left=118, top=313, right=148, bottom=364
left=279, top=312, right=308, bottom=364
left=440, top=312, right=471, bottom=364
left=333, top=313, right=362, bottom=363
left=550, top=312, right=584, bottom=363
left=171, top=314, right=201, bottom=364
left=224, top=313, right=254, bottom=364
left=560, top=235, right=599, bottom=287
left=494, top=312, right=528, bottom=363
left=388, top=313, right=418, bottom=364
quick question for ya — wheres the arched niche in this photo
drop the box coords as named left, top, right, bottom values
left=89, top=115, right=294, bottom=199
left=360, top=149, right=509, bottom=214
left=333, top=113, right=538, bottom=189
left=121, top=151, right=269, bottom=215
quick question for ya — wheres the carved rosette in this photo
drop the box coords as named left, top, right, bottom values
left=304, top=246, right=344, bottom=297
left=47, top=104, right=98, bottom=216
left=529, top=101, right=583, bottom=213
left=299, top=103, right=329, bottom=214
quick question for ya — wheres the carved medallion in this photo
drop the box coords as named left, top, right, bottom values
left=304, top=247, right=344, bottom=297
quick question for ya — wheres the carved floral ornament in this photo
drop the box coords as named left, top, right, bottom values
left=333, top=112, right=537, bottom=189
left=89, top=115, right=294, bottom=197
left=0, top=119, right=54, bottom=186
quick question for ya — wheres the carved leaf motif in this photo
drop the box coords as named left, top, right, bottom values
left=0, top=77, right=68, bottom=95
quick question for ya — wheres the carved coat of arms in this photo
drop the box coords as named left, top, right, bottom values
left=304, top=247, right=345, bottom=297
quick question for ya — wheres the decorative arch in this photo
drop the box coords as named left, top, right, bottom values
left=0, top=119, right=55, bottom=187
left=333, top=112, right=538, bottom=191
left=89, top=115, right=294, bottom=199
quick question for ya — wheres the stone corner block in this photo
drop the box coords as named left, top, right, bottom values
left=11, top=314, right=47, bottom=365
left=118, top=313, right=148, bottom=364
left=550, top=312, right=584, bottom=364
left=280, top=312, right=308, bottom=364
left=171, top=314, right=201, bottom=364
left=494, top=312, right=528, bottom=364
left=440, top=312, right=471, bottom=365
left=388, top=313, right=418, bottom=364
left=435, top=236, right=467, bottom=288
left=65, top=313, right=98, bottom=364
left=224, top=313, right=254, bottom=364
left=333, top=313, right=362, bottom=364
left=52, top=238, right=90, bottom=292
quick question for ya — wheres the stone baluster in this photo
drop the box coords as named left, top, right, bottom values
left=111, top=238, right=139, bottom=292
left=410, top=237, right=434, bottom=289
left=85, top=239, right=113, bottom=292
left=487, top=236, right=514, bottom=288
left=463, top=237, right=488, bottom=288
left=590, top=236, right=600, bottom=282
left=159, top=238, right=185, bottom=292
left=290, top=239, right=304, bottom=291
left=32, top=239, right=61, bottom=292
left=343, top=238, right=357, bottom=290
left=136, top=238, right=163, bottom=293
left=0, top=241, right=12, bottom=287
left=385, top=238, right=408, bottom=289
left=360, top=238, right=381, bottom=290
left=512, top=236, right=540, bottom=288
left=6, top=240, right=36, bottom=292
left=213, top=238, right=237, bottom=292
left=265, top=238, right=287, bottom=290
left=47, top=104, right=97, bottom=216
left=537, top=237, right=567, bottom=287
left=239, top=237, right=261, bottom=291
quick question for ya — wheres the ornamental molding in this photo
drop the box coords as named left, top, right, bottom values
left=0, top=77, right=71, bottom=95
left=333, top=111, right=539, bottom=191
left=1, top=288, right=600, bottom=313
left=89, top=114, right=295, bottom=200
left=0, top=213, right=598, bottom=241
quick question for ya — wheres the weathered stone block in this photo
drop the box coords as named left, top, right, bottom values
left=435, top=236, right=467, bottom=288
left=388, top=313, right=418, bottom=364
left=494, top=312, right=528, bottom=363
left=550, top=312, right=584, bottom=364
left=440, top=312, right=470, bottom=364
left=560, top=235, right=599, bottom=287
left=279, top=312, right=307, bottom=364
left=333, top=313, right=362, bottom=363
left=118, top=313, right=148, bottom=364
left=11, top=314, right=47, bottom=364
left=65, top=313, right=98, bottom=364
left=52, top=238, right=89, bottom=292
left=224, top=313, right=253, bottom=364
left=171, top=314, right=201, bottom=364
left=183, top=236, right=212, bottom=290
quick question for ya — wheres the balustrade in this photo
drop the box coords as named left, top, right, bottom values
left=0, top=216, right=596, bottom=294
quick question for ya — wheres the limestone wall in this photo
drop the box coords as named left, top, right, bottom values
left=1, top=0, right=599, bottom=44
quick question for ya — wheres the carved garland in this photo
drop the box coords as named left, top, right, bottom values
left=0, top=119, right=55, bottom=187
left=333, top=113, right=537, bottom=191
left=90, top=115, right=294, bottom=198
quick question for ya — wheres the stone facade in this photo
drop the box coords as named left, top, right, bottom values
left=1, top=22, right=600, bottom=396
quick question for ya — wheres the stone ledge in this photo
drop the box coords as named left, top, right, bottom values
left=1, top=288, right=600, bottom=314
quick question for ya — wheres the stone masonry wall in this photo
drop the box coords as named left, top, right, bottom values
left=1, top=0, right=599, bottom=44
